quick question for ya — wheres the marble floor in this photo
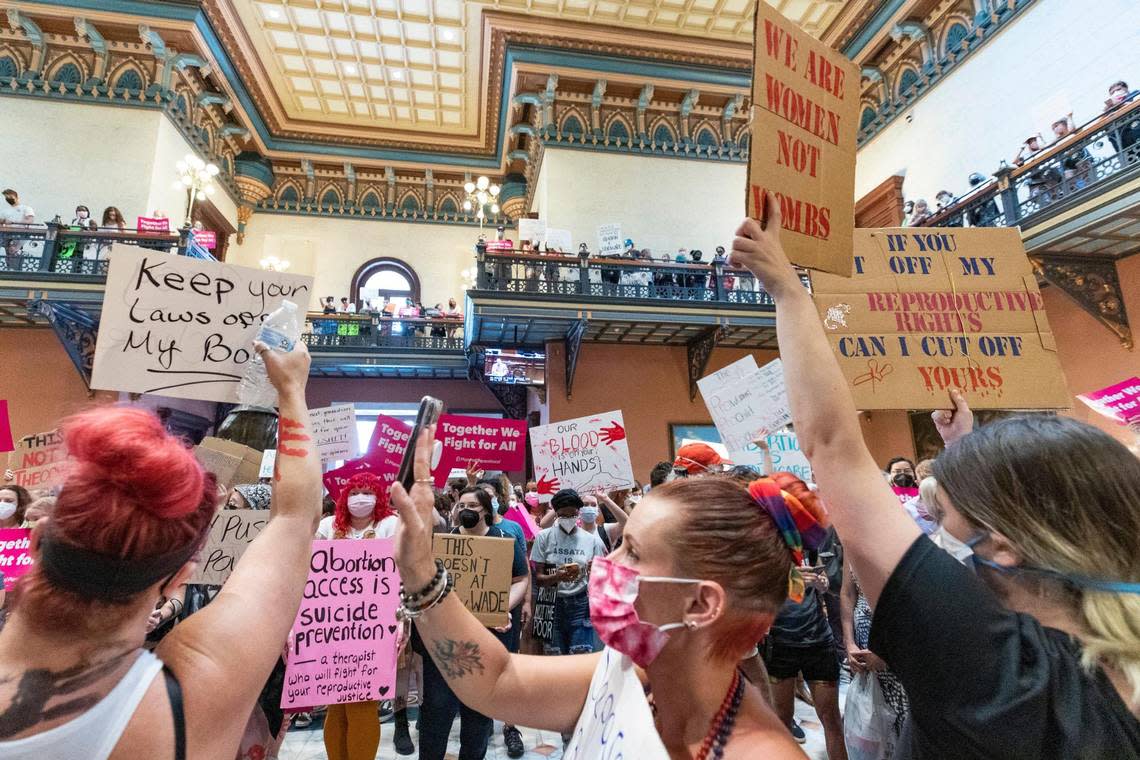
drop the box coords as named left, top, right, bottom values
left=278, top=690, right=837, bottom=759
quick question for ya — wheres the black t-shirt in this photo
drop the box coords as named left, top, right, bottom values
left=769, top=586, right=833, bottom=647
left=870, top=537, right=1140, bottom=759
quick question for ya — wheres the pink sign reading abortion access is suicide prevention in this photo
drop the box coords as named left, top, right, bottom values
left=282, top=539, right=401, bottom=710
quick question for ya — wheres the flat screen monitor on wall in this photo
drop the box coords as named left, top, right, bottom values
left=484, top=348, right=545, bottom=386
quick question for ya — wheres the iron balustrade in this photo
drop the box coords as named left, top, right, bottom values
left=921, top=99, right=1140, bottom=229
left=302, top=313, right=465, bottom=351
left=474, top=247, right=784, bottom=306
left=0, top=222, right=197, bottom=276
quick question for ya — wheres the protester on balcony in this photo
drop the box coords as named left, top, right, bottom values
left=729, top=197, right=1140, bottom=758
left=70, top=205, right=96, bottom=230
left=1012, top=134, right=1046, bottom=166
left=966, top=172, right=1002, bottom=227
left=909, top=199, right=931, bottom=226
left=1, top=189, right=35, bottom=225
left=934, top=190, right=963, bottom=227
left=100, top=206, right=126, bottom=231
left=322, top=296, right=337, bottom=315
left=1103, top=80, right=1138, bottom=113
left=1051, top=113, right=1092, bottom=188
left=337, top=297, right=356, bottom=314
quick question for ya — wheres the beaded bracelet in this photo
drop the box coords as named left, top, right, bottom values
left=397, top=571, right=455, bottom=621
left=399, top=559, right=446, bottom=606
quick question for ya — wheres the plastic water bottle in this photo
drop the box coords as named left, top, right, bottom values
left=238, top=300, right=300, bottom=410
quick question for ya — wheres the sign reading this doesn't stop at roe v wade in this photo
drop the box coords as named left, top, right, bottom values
left=282, top=539, right=401, bottom=711
left=91, top=245, right=313, bottom=404
left=811, top=228, right=1069, bottom=410
left=747, top=0, right=858, bottom=277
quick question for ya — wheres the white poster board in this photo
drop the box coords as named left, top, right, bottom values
left=597, top=223, right=624, bottom=256
left=563, top=648, right=667, bottom=759
left=310, top=404, right=358, bottom=463
left=530, top=410, right=635, bottom=501
left=258, top=449, right=276, bottom=480
left=91, top=245, right=314, bottom=403
left=518, top=218, right=547, bottom=245
left=545, top=228, right=573, bottom=252
left=697, top=356, right=791, bottom=454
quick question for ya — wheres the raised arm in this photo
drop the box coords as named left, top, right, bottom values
left=391, top=426, right=598, bottom=732
left=728, top=198, right=920, bottom=607
left=159, top=342, right=322, bottom=738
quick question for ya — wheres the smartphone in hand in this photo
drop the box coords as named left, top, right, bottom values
left=399, top=396, right=443, bottom=489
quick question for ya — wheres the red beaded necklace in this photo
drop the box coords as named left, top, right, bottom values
left=695, top=669, right=744, bottom=760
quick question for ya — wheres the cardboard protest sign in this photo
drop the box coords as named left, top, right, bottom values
left=0, top=528, right=32, bottom=592
left=1078, top=377, right=1140, bottom=427
left=564, top=647, right=668, bottom=759
left=366, top=415, right=412, bottom=467
left=747, top=1, right=858, bottom=276
left=90, top=245, right=313, bottom=403
left=433, top=533, right=515, bottom=628
left=190, top=509, right=269, bottom=585
left=532, top=585, right=557, bottom=641
left=597, top=223, right=623, bottom=256
left=6, top=429, right=67, bottom=490
left=530, top=411, right=636, bottom=501
left=434, top=415, right=527, bottom=480
left=0, top=401, right=12, bottom=454
left=698, top=356, right=791, bottom=454
left=283, top=539, right=400, bottom=710
left=195, top=437, right=263, bottom=490
left=311, top=405, right=359, bottom=463
left=811, top=228, right=1070, bottom=410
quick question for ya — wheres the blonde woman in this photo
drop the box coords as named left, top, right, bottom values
left=729, top=196, right=1140, bottom=758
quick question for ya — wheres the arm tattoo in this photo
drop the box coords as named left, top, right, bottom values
left=0, top=648, right=135, bottom=739
left=431, top=639, right=486, bottom=680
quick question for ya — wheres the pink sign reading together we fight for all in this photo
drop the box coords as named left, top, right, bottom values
left=0, top=528, right=33, bottom=592
left=282, top=539, right=401, bottom=711
left=1078, top=377, right=1140, bottom=427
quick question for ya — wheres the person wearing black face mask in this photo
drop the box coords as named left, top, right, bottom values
left=413, top=487, right=530, bottom=760
left=886, top=456, right=918, bottom=489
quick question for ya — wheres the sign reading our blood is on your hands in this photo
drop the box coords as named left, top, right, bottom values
left=529, top=411, right=636, bottom=501
left=747, top=1, right=858, bottom=276
left=811, top=228, right=1069, bottom=410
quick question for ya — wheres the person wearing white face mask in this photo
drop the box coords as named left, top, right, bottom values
left=578, top=490, right=630, bottom=554
left=0, top=485, right=29, bottom=528
left=314, top=472, right=399, bottom=760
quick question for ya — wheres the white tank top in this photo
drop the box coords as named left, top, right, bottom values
left=0, top=649, right=163, bottom=760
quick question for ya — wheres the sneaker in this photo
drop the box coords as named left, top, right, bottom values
left=292, top=713, right=312, bottom=730
left=789, top=720, right=807, bottom=744
left=503, top=725, right=525, bottom=759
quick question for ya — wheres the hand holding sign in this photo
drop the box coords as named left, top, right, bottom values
left=729, top=200, right=801, bottom=299
left=931, top=389, right=974, bottom=447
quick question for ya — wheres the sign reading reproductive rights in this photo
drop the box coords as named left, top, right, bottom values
left=811, top=228, right=1069, bottom=410
left=747, top=1, right=858, bottom=276
left=698, top=356, right=791, bottom=455
left=310, top=404, right=359, bottom=464
left=433, top=533, right=515, bottom=628
left=282, top=539, right=401, bottom=710
left=435, top=415, right=527, bottom=480
left=0, top=528, right=32, bottom=592
left=7, top=428, right=67, bottom=490
left=1077, top=377, right=1140, bottom=427
left=529, top=411, right=635, bottom=501
left=90, top=245, right=313, bottom=404
left=190, top=509, right=269, bottom=585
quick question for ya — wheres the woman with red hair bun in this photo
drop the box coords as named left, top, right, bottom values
left=0, top=341, right=321, bottom=760
left=316, top=469, right=401, bottom=759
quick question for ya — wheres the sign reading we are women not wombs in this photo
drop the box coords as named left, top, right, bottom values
left=748, top=2, right=858, bottom=276
left=91, top=245, right=313, bottom=403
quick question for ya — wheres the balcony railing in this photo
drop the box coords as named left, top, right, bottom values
left=920, top=99, right=1140, bottom=229
left=474, top=247, right=780, bottom=306
left=0, top=222, right=207, bottom=276
left=301, top=313, right=465, bottom=351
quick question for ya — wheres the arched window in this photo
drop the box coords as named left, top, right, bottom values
left=945, top=23, right=968, bottom=55
left=52, top=63, right=82, bottom=86
left=320, top=189, right=341, bottom=209
left=696, top=127, right=718, bottom=147
left=399, top=193, right=421, bottom=212
left=438, top=196, right=458, bottom=215
left=607, top=119, right=630, bottom=145
left=360, top=191, right=381, bottom=210
left=653, top=123, right=675, bottom=145
left=0, top=57, right=17, bottom=79
left=898, top=69, right=920, bottom=97
left=114, top=69, right=144, bottom=92
left=561, top=115, right=584, bottom=135
left=351, top=258, right=422, bottom=311
left=279, top=186, right=300, bottom=205
left=860, top=106, right=876, bottom=130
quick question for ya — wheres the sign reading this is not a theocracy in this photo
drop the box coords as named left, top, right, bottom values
left=748, top=1, right=858, bottom=276
left=91, top=245, right=313, bottom=404
left=811, top=228, right=1070, bottom=410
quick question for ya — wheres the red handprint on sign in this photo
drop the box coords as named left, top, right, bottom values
left=599, top=421, right=626, bottom=446
left=536, top=474, right=561, bottom=495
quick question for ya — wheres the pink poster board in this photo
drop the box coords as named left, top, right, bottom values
left=891, top=485, right=919, bottom=505
left=434, top=414, right=527, bottom=480
left=502, top=504, right=539, bottom=541
left=1077, top=377, right=1140, bottom=426
left=323, top=456, right=400, bottom=502
left=366, top=415, right=412, bottom=467
left=281, top=538, right=401, bottom=710
left=0, top=401, right=12, bottom=453
left=0, top=528, right=33, bottom=591
left=136, top=216, right=171, bottom=234
left=193, top=229, right=217, bottom=249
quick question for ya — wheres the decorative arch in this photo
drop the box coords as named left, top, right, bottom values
left=359, top=188, right=382, bottom=211
left=397, top=189, right=422, bottom=213
left=318, top=183, right=343, bottom=209
left=437, top=193, right=459, bottom=216
left=48, top=55, right=86, bottom=87
left=895, top=64, right=921, bottom=98
left=0, top=46, right=24, bottom=79
left=350, top=257, right=422, bottom=308
left=558, top=107, right=586, bottom=137
left=860, top=105, right=877, bottom=130
left=941, top=18, right=970, bottom=56
left=604, top=113, right=632, bottom=146
left=649, top=116, right=677, bottom=146
left=694, top=121, right=719, bottom=148
left=276, top=181, right=302, bottom=206
left=173, top=88, right=191, bottom=118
